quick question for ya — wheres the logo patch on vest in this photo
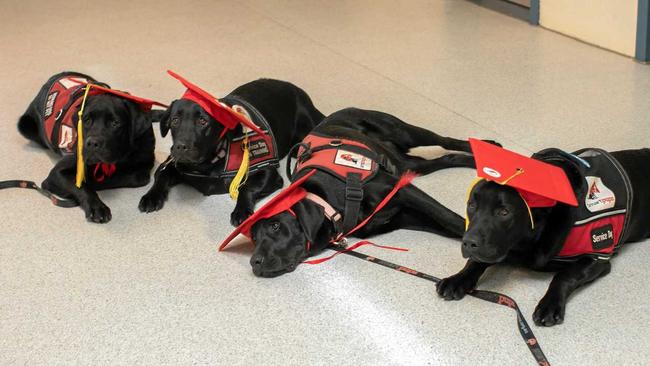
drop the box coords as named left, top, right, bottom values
left=591, top=224, right=614, bottom=250
left=334, top=149, right=372, bottom=171
left=249, top=139, right=270, bottom=159
left=44, top=91, right=59, bottom=118
left=585, top=176, right=615, bottom=212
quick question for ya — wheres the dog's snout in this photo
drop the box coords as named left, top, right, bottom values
left=172, top=143, right=190, bottom=152
left=462, top=237, right=480, bottom=250
left=85, top=137, right=102, bottom=150
left=250, top=254, right=265, bottom=276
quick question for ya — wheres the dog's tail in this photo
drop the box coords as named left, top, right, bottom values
left=17, top=113, right=48, bottom=149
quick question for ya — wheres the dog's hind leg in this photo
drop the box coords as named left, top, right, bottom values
left=388, top=183, right=466, bottom=237
left=402, top=153, right=475, bottom=175
left=17, top=108, right=48, bottom=149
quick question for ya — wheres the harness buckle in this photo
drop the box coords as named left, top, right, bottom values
left=330, top=139, right=342, bottom=147
left=345, top=185, right=364, bottom=201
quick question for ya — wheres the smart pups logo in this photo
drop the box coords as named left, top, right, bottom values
left=584, top=176, right=615, bottom=212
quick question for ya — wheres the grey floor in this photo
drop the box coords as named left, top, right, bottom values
left=1, top=1, right=649, bottom=365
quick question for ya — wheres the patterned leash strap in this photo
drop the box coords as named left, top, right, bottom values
left=0, top=180, right=78, bottom=207
left=340, top=248, right=550, bottom=366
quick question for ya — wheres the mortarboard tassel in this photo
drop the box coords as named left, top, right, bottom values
left=75, top=84, right=93, bottom=188
left=229, top=133, right=250, bottom=200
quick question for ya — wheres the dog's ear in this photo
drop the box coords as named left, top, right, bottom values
left=125, top=100, right=152, bottom=147
left=158, top=100, right=175, bottom=138
left=292, top=199, right=326, bottom=245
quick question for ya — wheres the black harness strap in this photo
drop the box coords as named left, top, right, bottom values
left=342, top=173, right=363, bottom=233
left=339, top=248, right=550, bottom=366
left=0, top=180, right=78, bottom=207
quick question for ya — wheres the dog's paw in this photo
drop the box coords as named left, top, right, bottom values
left=84, top=200, right=112, bottom=223
left=482, top=139, right=502, bottom=147
left=230, top=206, right=253, bottom=227
left=533, top=296, right=565, bottom=327
left=436, top=274, right=476, bottom=300
left=138, top=191, right=166, bottom=213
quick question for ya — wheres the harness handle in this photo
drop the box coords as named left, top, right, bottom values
left=285, top=142, right=311, bottom=180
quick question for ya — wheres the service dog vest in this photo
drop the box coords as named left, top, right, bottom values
left=291, top=132, right=397, bottom=233
left=39, top=75, right=97, bottom=155
left=534, top=148, right=633, bottom=261
left=293, top=133, right=382, bottom=182
left=173, top=95, right=279, bottom=180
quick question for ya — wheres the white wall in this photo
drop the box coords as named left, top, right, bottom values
left=540, top=0, right=638, bottom=57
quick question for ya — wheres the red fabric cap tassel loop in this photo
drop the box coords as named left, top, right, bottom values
left=93, top=163, right=116, bottom=182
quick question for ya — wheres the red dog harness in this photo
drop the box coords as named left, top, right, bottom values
left=290, top=132, right=397, bottom=233
left=220, top=132, right=414, bottom=261
left=41, top=75, right=92, bottom=155
left=535, top=148, right=632, bottom=261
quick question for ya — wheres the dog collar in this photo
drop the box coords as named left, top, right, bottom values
left=304, top=192, right=342, bottom=225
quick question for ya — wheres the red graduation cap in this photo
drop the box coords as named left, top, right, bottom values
left=69, top=78, right=167, bottom=110
left=167, top=70, right=265, bottom=136
left=219, top=170, right=317, bottom=251
left=469, top=138, right=578, bottom=207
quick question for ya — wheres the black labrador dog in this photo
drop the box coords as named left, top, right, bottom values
left=139, top=76, right=324, bottom=226
left=17, top=71, right=162, bottom=223
left=222, top=107, right=494, bottom=277
left=437, top=145, right=650, bottom=326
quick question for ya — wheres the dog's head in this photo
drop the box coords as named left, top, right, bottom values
left=158, top=99, right=226, bottom=164
left=249, top=199, right=332, bottom=277
left=80, top=94, right=151, bottom=164
left=463, top=180, right=535, bottom=263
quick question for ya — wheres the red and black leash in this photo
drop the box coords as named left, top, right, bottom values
left=336, top=243, right=550, bottom=366
left=0, top=180, right=78, bottom=207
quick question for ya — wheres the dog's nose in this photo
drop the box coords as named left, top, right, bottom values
left=84, top=137, right=102, bottom=150
left=250, top=254, right=264, bottom=267
left=171, top=143, right=190, bottom=152
left=462, top=237, right=480, bottom=251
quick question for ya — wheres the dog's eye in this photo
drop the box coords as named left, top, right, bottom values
left=496, top=208, right=510, bottom=216
left=198, top=117, right=208, bottom=127
left=271, top=222, right=280, bottom=231
left=171, top=117, right=180, bottom=127
left=111, top=120, right=121, bottom=128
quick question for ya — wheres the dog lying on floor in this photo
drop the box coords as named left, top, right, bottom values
left=139, top=71, right=324, bottom=226
left=220, top=107, right=498, bottom=277
left=437, top=139, right=650, bottom=326
left=17, top=71, right=165, bottom=223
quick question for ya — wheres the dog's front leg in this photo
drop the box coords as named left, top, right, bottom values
left=42, top=156, right=112, bottom=223
left=230, top=168, right=283, bottom=226
left=533, top=258, right=611, bottom=326
left=139, top=157, right=182, bottom=213
left=436, top=260, right=491, bottom=300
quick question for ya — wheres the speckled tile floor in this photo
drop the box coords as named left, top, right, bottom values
left=1, top=1, right=649, bottom=365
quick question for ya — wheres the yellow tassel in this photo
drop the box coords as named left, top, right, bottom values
left=465, top=177, right=484, bottom=231
left=229, top=133, right=250, bottom=200
left=75, top=84, right=93, bottom=188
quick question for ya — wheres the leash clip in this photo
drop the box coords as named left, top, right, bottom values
left=332, top=237, right=348, bottom=249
